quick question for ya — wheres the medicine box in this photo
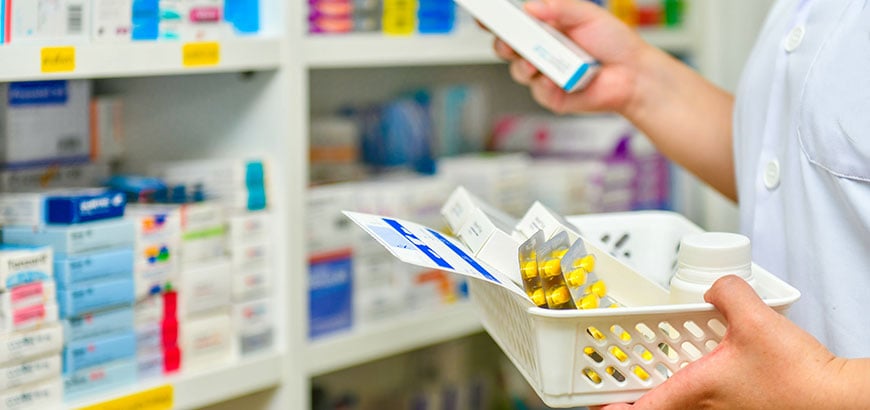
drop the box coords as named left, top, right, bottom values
left=515, top=201, right=581, bottom=242
left=53, top=247, right=134, bottom=288
left=62, top=331, right=136, bottom=374
left=0, top=324, right=63, bottom=366
left=56, top=278, right=135, bottom=318
left=0, top=162, right=110, bottom=193
left=0, top=245, right=52, bottom=292
left=180, top=313, right=234, bottom=371
left=0, top=303, right=59, bottom=334
left=153, top=158, right=267, bottom=190
left=63, top=306, right=134, bottom=342
left=91, top=0, right=133, bottom=42
left=455, top=207, right=524, bottom=285
left=230, top=241, right=270, bottom=271
left=126, top=205, right=182, bottom=243
left=0, top=377, right=62, bottom=410
left=308, top=249, right=353, bottom=339
left=453, top=0, right=597, bottom=92
left=63, top=359, right=136, bottom=401
left=0, top=354, right=62, bottom=391
left=227, top=212, right=271, bottom=246
left=2, top=219, right=135, bottom=257
left=0, top=189, right=125, bottom=226
left=232, top=269, right=271, bottom=302
left=137, top=349, right=164, bottom=379
left=439, top=154, right=531, bottom=217
left=0, top=81, right=90, bottom=168
left=178, top=260, right=231, bottom=317
left=8, top=0, right=90, bottom=44
left=0, top=281, right=56, bottom=313
left=1, top=0, right=6, bottom=45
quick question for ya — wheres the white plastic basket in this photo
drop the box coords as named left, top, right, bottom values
left=467, top=211, right=800, bottom=407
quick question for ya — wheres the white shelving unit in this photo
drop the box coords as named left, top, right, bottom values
left=1, top=0, right=775, bottom=408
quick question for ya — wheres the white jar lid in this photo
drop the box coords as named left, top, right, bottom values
left=677, top=232, right=751, bottom=274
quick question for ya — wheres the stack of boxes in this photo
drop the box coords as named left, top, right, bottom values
left=308, top=0, right=455, bottom=35
left=125, top=205, right=181, bottom=379
left=0, top=189, right=137, bottom=403
left=152, top=158, right=274, bottom=361
left=0, top=245, right=62, bottom=410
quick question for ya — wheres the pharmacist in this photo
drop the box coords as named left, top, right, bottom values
left=492, top=0, right=870, bottom=407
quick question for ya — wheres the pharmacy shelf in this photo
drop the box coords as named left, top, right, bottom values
left=303, top=30, right=500, bottom=68
left=306, top=302, right=483, bottom=376
left=302, top=27, right=696, bottom=69
left=0, top=37, right=282, bottom=82
left=68, top=351, right=283, bottom=410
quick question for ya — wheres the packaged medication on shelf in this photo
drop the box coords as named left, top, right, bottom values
left=62, top=359, right=136, bottom=401
left=2, top=219, right=135, bottom=257
left=0, top=303, right=59, bottom=333
left=456, top=207, right=524, bottom=285
left=62, top=306, right=134, bottom=342
left=91, top=0, right=133, bottom=42
left=516, top=201, right=581, bottom=243
left=137, top=349, right=164, bottom=379
left=89, top=96, right=126, bottom=163
left=0, top=355, right=61, bottom=391
left=0, top=281, right=56, bottom=313
left=227, top=212, right=271, bottom=246
left=0, top=162, right=110, bottom=193
left=233, top=298, right=273, bottom=355
left=232, top=269, right=271, bottom=302
left=178, top=260, right=231, bottom=317
left=453, top=0, right=597, bottom=92
left=0, top=80, right=91, bottom=168
left=8, top=0, right=90, bottom=44
left=180, top=313, right=234, bottom=371
left=0, top=377, right=61, bottom=410
left=53, top=248, right=134, bottom=288
left=0, top=246, right=52, bottom=292
left=230, top=242, right=270, bottom=271
left=517, top=231, right=546, bottom=308
left=0, top=189, right=125, bottom=226
left=0, top=0, right=5, bottom=44
left=0, top=325, right=63, bottom=366
left=56, top=278, right=134, bottom=318
left=225, top=0, right=260, bottom=34
left=153, top=157, right=267, bottom=190
left=62, top=331, right=136, bottom=374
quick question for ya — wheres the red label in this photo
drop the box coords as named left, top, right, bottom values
left=189, top=7, right=221, bottom=22
left=13, top=305, right=45, bottom=325
left=10, top=282, right=44, bottom=303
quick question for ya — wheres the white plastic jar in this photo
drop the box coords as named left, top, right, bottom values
left=668, top=232, right=757, bottom=304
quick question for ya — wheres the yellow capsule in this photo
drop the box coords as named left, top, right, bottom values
left=547, top=286, right=571, bottom=305
left=530, top=288, right=546, bottom=306
left=632, top=366, right=651, bottom=381
left=520, top=261, right=538, bottom=279
left=583, top=368, right=602, bottom=384
left=587, top=280, right=607, bottom=298
left=577, top=255, right=596, bottom=272
left=587, top=326, right=605, bottom=341
left=610, top=346, right=628, bottom=362
left=578, top=294, right=600, bottom=310
left=540, top=258, right=562, bottom=278
left=565, top=268, right=587, bottom=288
left=641, top=350, right=654, bottom=361
left=553, top=248, right=568, bottom=258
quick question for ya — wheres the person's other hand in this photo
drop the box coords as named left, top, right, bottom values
left=491, top=0, right=649, bottom=114
left=591, top=275, right=837, bottom=409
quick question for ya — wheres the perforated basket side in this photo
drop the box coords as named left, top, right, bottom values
left=467, top=279, right=541, bottom=391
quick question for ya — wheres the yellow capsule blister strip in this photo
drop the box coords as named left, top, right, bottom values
left=537, top=232, right=575, bottom=310
left=559, top=238, right=622, bottom=310
left=518, top=231, right=547, bottom=308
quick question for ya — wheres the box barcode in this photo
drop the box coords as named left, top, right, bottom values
left=68, top=4, right=83, bottom=35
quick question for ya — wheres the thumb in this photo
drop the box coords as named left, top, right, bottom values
left=524, top=0, right=609, bottom=29
left=703, top=275, right=768, bottom=323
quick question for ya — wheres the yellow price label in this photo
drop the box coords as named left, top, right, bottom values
left=182, top=42, right=221, bottom=67
left=40, top=47, right=76, bottom=73
left=77, top=385, right=173, bottom=410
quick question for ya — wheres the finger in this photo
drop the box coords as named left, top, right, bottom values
left=704, top=275, right=769, bottom=323
left=529, top=75, right=568, bottom=114
left=509, top=59, right=539, bottom=85
left=524, top=0, right=608, bottom=28
left=493, top=39, right=520, bottom=61
left=593, top=403, right=633, bottom=410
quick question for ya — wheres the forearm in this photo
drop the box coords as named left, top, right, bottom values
left=621, top=45, right=737, bottom=201
left=823, top=358, right=870, bottom=407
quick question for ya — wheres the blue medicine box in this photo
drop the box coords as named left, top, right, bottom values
left=56, top=278, right=134, bottom=318
left=2, top=219, right=135, bottom=256
left=54, top=248, right=134, bottom=288
left=62, top=331, right=136, bottom=374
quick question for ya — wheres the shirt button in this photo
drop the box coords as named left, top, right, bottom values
left=784, top=25, right=805, bottom=52
left=764, top=159, right=781, bottom=190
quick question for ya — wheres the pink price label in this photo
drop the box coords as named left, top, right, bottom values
left=189, top=7, right=221, bottom=22
left=10, top=282, right=44, bottom=302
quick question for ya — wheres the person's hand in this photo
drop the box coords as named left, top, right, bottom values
left=491, top=0, right=650, bottom=115
left=592, top=275, right=841, bottom=410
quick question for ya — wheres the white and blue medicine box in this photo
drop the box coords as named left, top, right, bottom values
left=0, top=281, right=56, bottom=314
left=0, top=190, right=126, bottom=226
left=63, top=306, right=135, bottom=342
left=0, top=354, right=62, bottom=391
left=0, top=245, right=52, bottom=292
left=54, top=247, right=134, bottom=288
left=63, top=359, right=137, bottom=401
left=0, top=324, right=63, bottom=366
left=308, top=250, right=353, bottom=339
left=2, top=219, right=135, bottom=256
left=56, top=278, right=134, bottom=318
left=62, top=331, right=136, bottom=374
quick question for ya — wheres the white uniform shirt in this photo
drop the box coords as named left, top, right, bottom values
left=734, top=0, right=870, bottom=357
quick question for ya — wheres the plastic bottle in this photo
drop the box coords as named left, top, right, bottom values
left=668, top=232, right=756, bottom=304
